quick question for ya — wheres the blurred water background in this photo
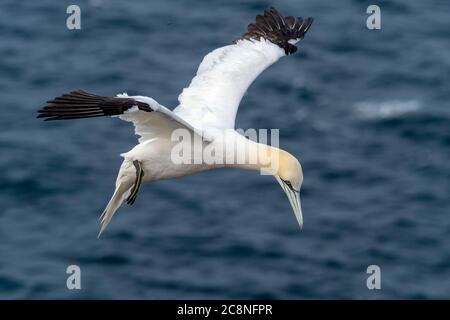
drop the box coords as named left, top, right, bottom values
left=0, top=0, right=449, bottom=299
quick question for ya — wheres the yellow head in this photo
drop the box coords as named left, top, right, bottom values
left=273, top=149, right=304, bottom=228
left=228, top=138, right=304, bottom=228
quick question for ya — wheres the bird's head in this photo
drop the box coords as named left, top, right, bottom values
left=273, top=150, right=304, bottom=228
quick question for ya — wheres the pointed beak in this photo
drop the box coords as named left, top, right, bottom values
left=276, top=177, right=303, bottom=229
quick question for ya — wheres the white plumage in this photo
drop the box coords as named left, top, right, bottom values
left=174, top=39, right=285, bottom=130
left=38, top=8, right=314, bottom=236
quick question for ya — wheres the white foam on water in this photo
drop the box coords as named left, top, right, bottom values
left=354, top=100, right=421, bottom=119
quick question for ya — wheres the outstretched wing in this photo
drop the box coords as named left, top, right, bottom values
left=38, top=90, right=206, bottom=143
left=173, top=7, right=313, bottom=130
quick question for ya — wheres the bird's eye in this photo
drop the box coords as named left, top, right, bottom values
left=281, top=179, right=293, bottom=191
left=281, top=178, right=299, bottom=193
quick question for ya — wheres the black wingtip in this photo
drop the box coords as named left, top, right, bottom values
left=37, top=90, right=153, bottom=122
left=238, top=7, right=314, bottom=55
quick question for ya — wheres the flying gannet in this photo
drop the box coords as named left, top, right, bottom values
left=37, top=7, right=314, bottom=237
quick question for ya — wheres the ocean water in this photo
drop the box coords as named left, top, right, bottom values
left=0, top=0, right=449, bottom=299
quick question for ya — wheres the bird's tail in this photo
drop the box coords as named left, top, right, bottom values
left=97, top=171, right=134, bottom=238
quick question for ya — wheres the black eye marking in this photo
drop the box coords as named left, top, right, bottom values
left=281, top=178, right=300, bottom=193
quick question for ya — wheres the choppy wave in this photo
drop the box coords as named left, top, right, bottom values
left=1, top=0, right=450, bottom=299
left=353, top=100, right=421, bottom=120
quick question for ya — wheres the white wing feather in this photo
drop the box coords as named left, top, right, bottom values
left=173, top=39, right=285, bottom=130
left=116, top=94, right=209, bottom=143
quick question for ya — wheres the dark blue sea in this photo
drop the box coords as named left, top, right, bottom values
left=0, top=0, right=449, bottom=299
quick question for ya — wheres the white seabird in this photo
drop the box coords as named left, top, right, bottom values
left=37, top=7, right=314, bottom=237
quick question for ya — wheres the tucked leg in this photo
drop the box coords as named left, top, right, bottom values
left=126, top=160, right=144, bottom=205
